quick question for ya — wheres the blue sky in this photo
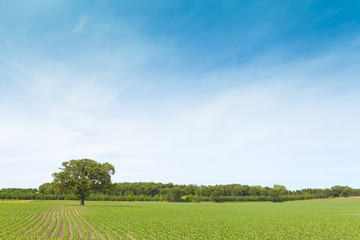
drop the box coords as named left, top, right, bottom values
left=1, top=0, right=360, bottom=190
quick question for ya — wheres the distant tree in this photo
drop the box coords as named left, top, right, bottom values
left=248, top=186, right=259, bottom=196
left=39, top=183, right=55, bottom=194
left=52, top=159, right=115, bottom=205
left=182, top=185, right=196, bottom=195
left=331, top=185, right=343, bottom=197
left=268, top=185, right=287, bottom=202
left=211, top=189, right=222, bottom=202
left=340, top=186, right=352, bottom=197
left=232, top=186, right=244, bottom=196
left=323, top=188, right=332, bottom=198
left=168, top=187, right=182, bottom=202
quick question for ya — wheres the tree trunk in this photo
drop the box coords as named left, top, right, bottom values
left=80, top=197, right=85, bottom=205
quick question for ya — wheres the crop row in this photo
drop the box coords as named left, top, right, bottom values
left=1, top=198, right=360, bottom=239
left=0, top=202, right=115, bottom=239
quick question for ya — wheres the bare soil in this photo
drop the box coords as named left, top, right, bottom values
left=57, top=206, right=65, bottom=238
left=65, top=206, right=74, bottom=238
left=49, top=205, right=60, bottom=238
left=39, top=206, right=57, bottom=237
left=127, top=231, right=136, bottom=240
left=1, top=200, right=34, bottom=203
left=70, top=207, right=84, bottom=238
left=28, top=207, right=52, bottom=237
left=19, top=207, right=48, bottom=236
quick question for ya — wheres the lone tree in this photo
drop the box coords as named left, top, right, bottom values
left=52, top=159, right=115, bottom=205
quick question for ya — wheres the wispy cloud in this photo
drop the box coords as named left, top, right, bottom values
left=69, top=15, right=88, bottom=34
left=1, top=0, right=360, bottom=190
left=1, top=43, right=360, bottom=189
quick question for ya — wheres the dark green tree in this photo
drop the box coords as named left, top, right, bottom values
left=211, top=189, right=222, bottom=202
left=268, top=185, right=287, bottom=202
left=331, top=185, right=343, bottom=197
left=340, top=186, right=352, bottom=197
left=168, top=187, right=182, bottom=202
left=52, top=159, right=115, bottom=205
left=323, top=188, right=332, bottom=198
left=232, top=186, right=243, bottom=196
left=39, top=183, right=55, bottom=194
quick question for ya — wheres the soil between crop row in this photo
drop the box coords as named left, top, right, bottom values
left=11, top=204, right=118, bottom=239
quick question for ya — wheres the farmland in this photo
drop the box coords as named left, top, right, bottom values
left=1, top=198, right=360, bottom=239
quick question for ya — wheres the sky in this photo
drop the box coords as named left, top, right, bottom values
left=1, top=0, right=360, bottom=190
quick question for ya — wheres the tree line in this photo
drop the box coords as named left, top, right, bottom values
left=1, top=183, right=359, bottom=202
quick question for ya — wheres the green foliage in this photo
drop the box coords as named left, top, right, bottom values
left=340, top=186, right=352, bottom=197
left=39, top=183, right=54, bottom=194
left=51, top=159, right=115, bottom=205
left=210, top=189, right=222, bottom=202
left=0, top=188, right=37, bottom=200
left=323, top=188, right=332, bottom=198
left=268, top=185, right=287, bottom=202
left=2, top=198, right=360, bottom=239
left=1, top=183, right=359, bottom=203
left=168, top=187, right=182, bottom=202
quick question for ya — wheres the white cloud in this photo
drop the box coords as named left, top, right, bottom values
left=1, top=74, right=359, bottom=189
left=1, top=33, right=360, bottom=190
left=69, top=16, right=88, bottom=34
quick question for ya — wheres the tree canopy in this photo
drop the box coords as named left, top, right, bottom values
left=52, top=159, right=115, bottom=205
left=2, top=182, right=360, bottom=202
left=268, top=185, right=287, bottom=202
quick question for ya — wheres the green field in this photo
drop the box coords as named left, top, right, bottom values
left=1, top=198, right=360, bottom=239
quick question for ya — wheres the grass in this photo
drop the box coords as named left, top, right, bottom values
left=1, top=198, right=360, bottom=239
